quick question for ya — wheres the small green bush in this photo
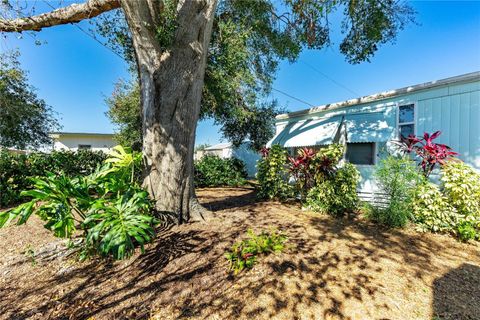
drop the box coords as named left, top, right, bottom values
left=0, top=146, right=156, bottom=260
left=412, top=181, right=460, bottom=233
left=225, top=229, right=287, bottom=275
left=194, top=155, right=247, bottom=187
left=441, top=160, right=480, bottom=218
left=0, top=149, right=107, bottom=207
left=368, top=156, right=424, bottom=227
left=305, top=163, right=359, bottom=216
left=457, top=221, right=477, bottom=242
left=256, top=145, right=292, bottom=200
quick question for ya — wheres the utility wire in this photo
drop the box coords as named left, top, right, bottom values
left=271, top=87, right=315, bottom=107
left=301, top=60, right=360, bottom=97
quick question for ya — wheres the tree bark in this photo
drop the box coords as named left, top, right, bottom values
left=121, top=0, right=217, bottom=223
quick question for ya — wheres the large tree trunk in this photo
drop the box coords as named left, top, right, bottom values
left=120, top=0, right=217, bottom=223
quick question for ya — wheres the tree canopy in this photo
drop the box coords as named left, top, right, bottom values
left=96, top=0, right=415, bottom=150
left=0, top=51, right=59, bottom=149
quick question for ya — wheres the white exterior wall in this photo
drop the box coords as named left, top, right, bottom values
left=51, top=134, right=116, bottom=152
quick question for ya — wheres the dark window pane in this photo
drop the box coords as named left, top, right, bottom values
left=399, top=104, right=414, bottom=123
left=399, top=124, right=414, bottom=139
left=346, top=143, right=374, bottom=165
left=78, top=144, right=91, bottom=149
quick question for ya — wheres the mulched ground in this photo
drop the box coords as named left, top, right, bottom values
left=1, top=187, right=479, bottom=320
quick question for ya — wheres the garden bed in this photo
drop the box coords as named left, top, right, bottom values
left=1, top=187, right=479, bottom=319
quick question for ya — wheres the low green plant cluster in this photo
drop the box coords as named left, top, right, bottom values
left=0, top=146, right=156, bottom=260
left=194, top=155, right=247, bottom=187
left=369, top=154, right=480, bottom=240
left=225, top=229, right=287, bottom=275
left=256, top=145, right=292, bottom=200
left=257, top=144, right=360, bottom=215
left=305, top=162, right=359, bottom=216
left=0, top=149, right=107, bottom=207
left=413, top=160, right=480, bottom=240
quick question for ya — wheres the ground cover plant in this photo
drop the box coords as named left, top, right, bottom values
left=0, top=146, right=156, bottom=260
left=0, top=149, right=107, bottom=207
left=194, top=155, right=247, bottom=187
left=225, top=229, right=287, bottom=275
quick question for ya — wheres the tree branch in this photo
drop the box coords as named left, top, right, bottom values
left=0, top=0, right=121, bottom=32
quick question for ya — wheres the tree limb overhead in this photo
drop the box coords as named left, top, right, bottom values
left=0, top=0, right=121, bottom=32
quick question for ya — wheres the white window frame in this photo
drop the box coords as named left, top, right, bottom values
left=397, top=102, right=416, bottom=139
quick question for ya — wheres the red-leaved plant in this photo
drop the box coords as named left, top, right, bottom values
left=398, top=131, right=458, bottom=176
left=288, top=147, right=317, bottom=199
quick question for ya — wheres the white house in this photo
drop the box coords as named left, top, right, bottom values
left=196, top=142, right=261, bottom=178
left=49, top=132, right=116, bottom=152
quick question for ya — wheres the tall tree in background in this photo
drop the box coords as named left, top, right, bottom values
left=0, top=0, right=415, bottom=222
left=0, top=51, right=59, bottom=149
left=105, top=79, right=142, bottom=149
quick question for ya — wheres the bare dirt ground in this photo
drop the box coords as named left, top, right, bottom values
left=1, top=187, right=479, bottom=320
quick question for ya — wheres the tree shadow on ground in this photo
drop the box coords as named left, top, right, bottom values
left=432, top=263, right=480, bottom=320
left=1, top=188, right=478, bottom=320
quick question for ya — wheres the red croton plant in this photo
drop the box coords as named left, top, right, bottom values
left=399, top=131, right=458, bottom=176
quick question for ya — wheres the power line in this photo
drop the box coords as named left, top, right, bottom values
left=300, top=60, right=360, bottom=97
left=271, top=87, right=315, bottom=107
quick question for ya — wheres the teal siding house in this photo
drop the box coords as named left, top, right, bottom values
left=267, top=72, right=480, bottom=194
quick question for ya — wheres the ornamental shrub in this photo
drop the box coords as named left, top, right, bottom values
left=256, top=145, right=292, bottom=200
left=0, top=149, right=107, bottom=207
left=412, top=181, right=460, bottom=233
left=368, top=156, right=424, bottom=227
left=0, top=146, right=156, bottom=260
left=305, top=162, right=360, bottom=216
left=194, top=155, right=247, bottom=187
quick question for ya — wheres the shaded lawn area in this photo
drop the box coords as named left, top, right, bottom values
left=0, top=187, right=479, bottom=320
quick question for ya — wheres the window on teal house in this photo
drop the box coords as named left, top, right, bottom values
left=78, top=144, right=91, bottom=149
left=398, top=104, right=415, bottom=139
left=346, top=143, right=375, bottom=165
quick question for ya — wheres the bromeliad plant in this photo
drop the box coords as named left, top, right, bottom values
left=0, top=146, right=156, bottom=260
left=397, top=131, right=458, bottom=176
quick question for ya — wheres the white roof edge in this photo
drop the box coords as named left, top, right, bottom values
left=49, top=132, right=115, bottom=136
left=276, top=71, right=480, bottom=121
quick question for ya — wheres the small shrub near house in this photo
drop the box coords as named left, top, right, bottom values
left=0, top=146, right=156, bottom=260
left=225, top=229, right=287, bottom=275
left=0, top=149, right=107, bottom=207
left=256, top=145, right=292, bottom=200
left=194, top=155, right=247, bottom=187
left=367, top=156, right=424, bottom=227
left=412, top=160, right=480, bottom=239
left=305, top=162, right=359, bottom=216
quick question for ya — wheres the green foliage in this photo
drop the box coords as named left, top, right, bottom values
left=256, top=145, right=292, bottom=200
left=412, top=181, right=460, bottom=233
left=94, top=1, right=414, bottom=149
left=105, top=80, right=142, bottom=149
left=441, top=160, right=480, bottom=219
left=0, top=149, right=107, bottom=207
left=225, top=229, right=287, bottom=275
left=412, top=161, right=480, bottom=238
left=194, top=155, right=247, bottom=187
left=368, top=156, right=424, bottom=227
left=305, top=162, right=360, bottom=216
left=0, top=146, right=155, bottom=260
left=456, top=221, right=478, bottom=242
left=0, top=51, right=60, bottom=149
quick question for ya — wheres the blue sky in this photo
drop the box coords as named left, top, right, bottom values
left=2, top=0, right=479, bottom=146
